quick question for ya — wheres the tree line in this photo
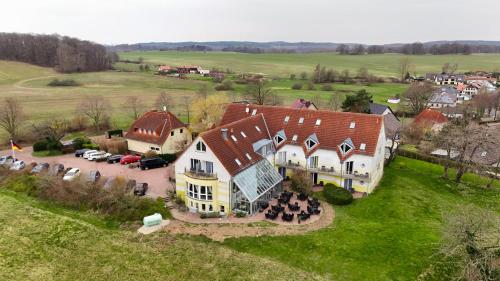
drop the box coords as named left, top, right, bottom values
left=336, top=42, right=500, bottom=55
left=0, top=33, right=117, bottom=73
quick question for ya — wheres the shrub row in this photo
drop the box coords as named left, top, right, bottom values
left=0, top=171, right=169, bottom=223
left=47, top=79, right=80, bottom=87
left=32, top=139, right=63, bottom=152
left=322, top=183, right=353, bottom=205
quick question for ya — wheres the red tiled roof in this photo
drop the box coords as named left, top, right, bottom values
left=125, top=111, right=185, bottom=145
left=200, top=114, right=271, bottom=176
left=220, top=104, right=384, bottom=161
left=414, top=109, right=448, bottom=125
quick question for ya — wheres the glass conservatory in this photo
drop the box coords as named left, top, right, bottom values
left=231, top=159, right=283, bottom=215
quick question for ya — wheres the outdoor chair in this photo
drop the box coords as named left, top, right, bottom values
left=281, top=212, right=294, bottom=222
left=288, top=202, right=300, bottom=212
left=297, top=193, right=308, bottom=201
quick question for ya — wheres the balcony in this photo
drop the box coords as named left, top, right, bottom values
left=276, top=160, right=305, bottom=170
left=184, top=168, right=218, bottom=180
left=309, top=166, right=370, bottom=180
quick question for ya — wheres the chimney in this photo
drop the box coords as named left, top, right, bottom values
left=221, top=128, right=228, bottom=140
left=163, top=106, right=167, bottom=112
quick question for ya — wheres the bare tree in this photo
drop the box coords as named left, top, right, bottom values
left=78, top=96, right=110, bottom=133
left=32, top=119, right=69, bottom=143
left=0, top=98, right=24, bottom=141
left=154, top=92, right=171, bottom=111
left=182, top=96, right=192, bottom=124
left=245, top=81, right=274, bottom=105
left=327, top=93, right=343, bottom=111
left=123, top=96, right=145, bottom=120
left=398, top=57, right=412, bottom=82
left=432, top=122, right=461, bottom=179
left=439, top=205, right=500, bottom=281
left=403, top=82, right=434, bottom=115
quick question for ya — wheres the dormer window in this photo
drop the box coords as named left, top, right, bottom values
left=304, top=133, right=319, bottom=150
left=284, top=116, right=290, bottom=123
left=292, top=135, right=298, bottom=142
left=315, top=119, right=321, bottom=126
left=349, top=122, right=356, bottom=129
left=339, top=138, right=354, bottom=155
left=298, top=117, right=304, bottom=124
left=360, top=143, right=366, bottom=150
left=231, top=135, right=237, bottom=142
left=240, top=131, right=247, bottom=138
left=235, top=159, right=242, bottom=166
left=273, top=130, right=286, bottom=146
left=255, top=126, right=261, bottom=132
left=196, top=141, right=206, bottom=152
left=251, top=109, right=257, bottom=116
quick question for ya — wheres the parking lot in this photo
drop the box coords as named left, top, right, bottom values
left=0, top=147, right=174, bottom=198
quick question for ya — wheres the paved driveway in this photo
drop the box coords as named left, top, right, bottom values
left=1, top=147, right=174, bottom=198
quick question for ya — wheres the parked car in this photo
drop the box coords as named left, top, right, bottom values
left=31, top=162, right=49, bottom=174
left=133, top=182, right=149, bottom=196
left=10, top=160, right=26, bottom=171
left=86, top=170, right=101, bottom=183
left=87, top=151, right=111, bottom=161
left=74, top=149, right=90, bottom=157
left=139, top=158, right=167, bottom=170
left=63, top=168, right=81, bottom=181
left=120, top=155, right=141, bottom=165
left=106, top=154, right=123, bottom=164
left=0, top=155, right=15, bottom=166
left=82, top=150, right=98, bottom=159
left=49, top=163, right=65, bottom=176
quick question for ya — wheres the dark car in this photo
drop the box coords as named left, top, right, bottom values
left=139, top=158, right=167, bottom=170
left=133, top=182, right=149, bottom=196
left=107, top=154, right=123, bottom=164
left=86, top=170, right=101, bottom=183
left=48, top=163, right=65, bottom=176
left=75, top=149, right=90, bottom=157
left=31, top=162, right=49, bottom=174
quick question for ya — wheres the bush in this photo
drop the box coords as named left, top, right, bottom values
left=200, top=212, right=221, bottom=219
left=235, top=211, right=247, bottom=218
left=106, top=139, right=128, bottom=154
left=214, top=80, right=234, bottom=91
left=306, top=81, right=315, bottom=90
left=144, top=150, right=158, bottom=158
left=47, top=79, right=80, bottom=87
left=82, top=143, right=99, bottom=150
left=321, top=84, right=333, bottom=91
left=46, top=140, right=62, bottom=151
left=290, top=170, right=312, bottom=195
left=73, top=137, right=92, bottom=150
left=291, top=83, right=303, bottom=90
left=323, top=183, right=353, bottom=205
left=158, top=153, right=177, bottom=163
left=33, top=140, right=48, bottom=152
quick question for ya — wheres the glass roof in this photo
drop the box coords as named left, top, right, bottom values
left=233, top=159, right=283, bottom=203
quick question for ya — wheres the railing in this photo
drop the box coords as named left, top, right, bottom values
left=184, top=168, right=218, bottom=180
left=277, top=161, right=371, bottom=180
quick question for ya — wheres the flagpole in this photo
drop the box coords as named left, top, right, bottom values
left=10, top=139, right=16, bottom=160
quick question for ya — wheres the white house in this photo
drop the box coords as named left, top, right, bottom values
left=174, top=104, right=386, bottom=216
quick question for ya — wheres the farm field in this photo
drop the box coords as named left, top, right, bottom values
left=0, top=60, right=408, bottom=143
left=0, top=157, right=498, bottom=280
left=119, top=51, right=500, bottom=77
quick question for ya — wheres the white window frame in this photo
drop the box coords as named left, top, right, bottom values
left=196, top=141, right=206, bottom=152
left=305, top=138, right=318, bottom=150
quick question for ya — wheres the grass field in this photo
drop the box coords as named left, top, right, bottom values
left=1, top=157, right=498, bottom=280
left=119, top=51, right=500, bottom=77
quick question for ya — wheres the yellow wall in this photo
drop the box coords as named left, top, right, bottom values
left=176, top=174, right=230, bottom=214
left=126, top=127, right=191, bottom=154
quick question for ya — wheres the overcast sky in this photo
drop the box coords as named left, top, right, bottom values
left=2, top=0, right=499, bottom=45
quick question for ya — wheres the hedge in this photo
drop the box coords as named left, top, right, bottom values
left=33, top=140, right=48, bottom=152
left=158, top=153, right=177, bottom=163
left=323, top=183, right=353, bottom=205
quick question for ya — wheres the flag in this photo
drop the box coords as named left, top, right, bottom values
left=11, top=141, right=22, bottom=151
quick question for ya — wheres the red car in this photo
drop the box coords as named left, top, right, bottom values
left=120, top=155, right=141, bottom=165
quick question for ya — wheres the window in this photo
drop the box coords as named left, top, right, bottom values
left=349, top=122, right=356, bottom=129
left=309, top=156, right=318, bottom=169
left=171, top=131, right=174, bottom=136
left=231, top=135, right=237, bottom=142
left=246, top=153, right=252, bottom=160
left=180, top=128, right=183, bottom=133
left=298, top=117, right=304, bottom=124
left=235, top=159, right=242, bottom=166
left=274, top=135, right=284, bottom=145
left=292, top=135, right=298, bottom=142
left=255, top=126, right=261, bottom=132
left=209, top=205, right=213, bottom=212
left=251, top=109, right=257, bottom=116
left=315, top=119, right=321, bottom=126
left=345, top=161, right=354, bottom=174
left=220, top=206, right=225, bottom=213
left=360, top=143, right=366, bottom=150
left=240, top=131, right=247, bottom=138
left=284, top=116, right=290, bottom=123
left=305, top=138, right=317, bottom=150
left=188, top=183, right=212, bottom=200
left=340, top=143, right=352, bottom=154
left=196, top=141, right=206, bottom=152
left=201, top=204, right=206, bottom=211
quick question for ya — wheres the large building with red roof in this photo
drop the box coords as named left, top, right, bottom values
left=174, top=104, right=386, bottom=215
left=125, top=110, right=192, bottom=154
left=414, top=109, right=448, bottom=131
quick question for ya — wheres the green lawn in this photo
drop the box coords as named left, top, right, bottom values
left=119, top=51, right=500, bottom=77
left=0, top=189, right=323, bottom=281
left=223, top=157, right=499, bottom=280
